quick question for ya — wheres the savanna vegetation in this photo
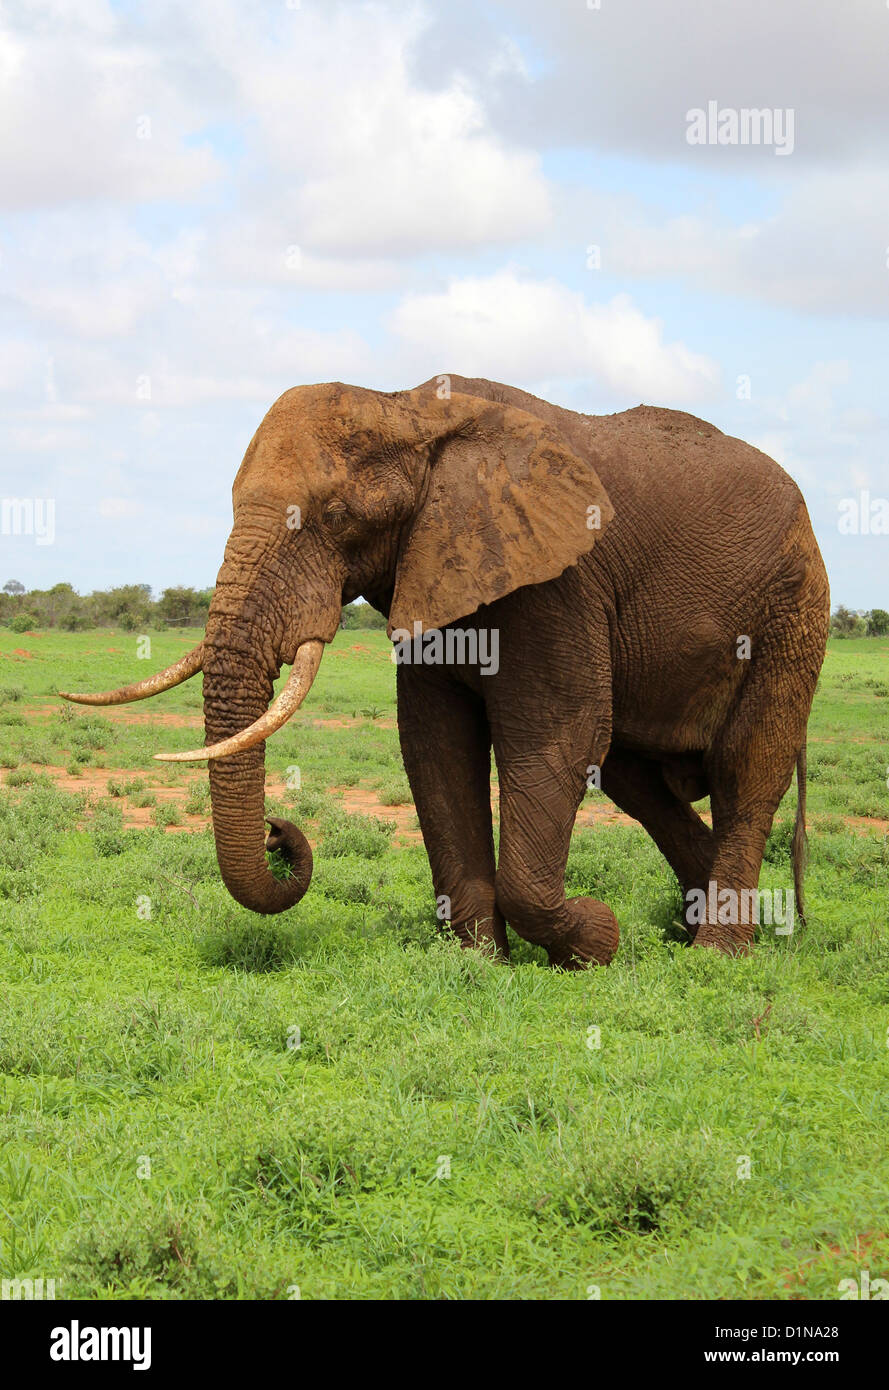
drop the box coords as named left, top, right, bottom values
left=0, top=625, right=887, bottom=1298
left=0, top=579, right=386, bottom=634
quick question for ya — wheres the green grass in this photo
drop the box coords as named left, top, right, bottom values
left=0, top=628, right=888, bottom=1299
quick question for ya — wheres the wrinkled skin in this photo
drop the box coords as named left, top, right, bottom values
left=130, top=375, right=833, bottom=965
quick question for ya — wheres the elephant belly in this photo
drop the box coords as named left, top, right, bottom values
left=610, top=614, right=747, bottom=755
left=659, top=753, right=710, bottom=803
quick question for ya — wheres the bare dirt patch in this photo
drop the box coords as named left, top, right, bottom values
left=780, top=1231, right=888, bottom=1297
left=308, top=714, right=397, bottom=730
left=330, top=786, right=421, bottom=844
left=842, top=814, right=889, bottom=834
left=21, top=702, right=202, bottom=728
left=1, top=764, right=208, bottom=833
left=576, top=801, right=641, bottom=830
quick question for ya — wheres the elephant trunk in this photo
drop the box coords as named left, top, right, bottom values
left=200, top=548, right=341, bottom=914
left=202, top=649, right=313, bottom=915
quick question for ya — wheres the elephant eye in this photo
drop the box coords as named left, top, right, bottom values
left=322, top=501, right=350, bottom=532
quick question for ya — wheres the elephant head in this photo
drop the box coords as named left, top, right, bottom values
left=62, top=379, right=613, bottom=914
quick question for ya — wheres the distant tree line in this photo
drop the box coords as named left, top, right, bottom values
left=0, top=581, right=214, bottom=633
left=339, top=602, right=387, bottom=631
left=2, top=582, right=879, bottom=641
left=0, top=580, right=388, bottom=634
left=830, top=606, right=889, bottom=638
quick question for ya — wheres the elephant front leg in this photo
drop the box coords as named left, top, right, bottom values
left=397, top=664, right=508, bottom=960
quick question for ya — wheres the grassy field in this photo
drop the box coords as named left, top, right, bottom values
left=0, top=627, right=887, bottom=1299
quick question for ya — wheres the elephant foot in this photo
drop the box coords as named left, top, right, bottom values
left=547, top=897, right=620, bottom=970
left=447, top=914, right=510, bottom=962
left=691, top=927, right=753, bottom=957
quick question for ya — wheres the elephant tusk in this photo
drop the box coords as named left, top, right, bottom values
left=59, top=643, right=204, bottom=705
left=154, top=639, right=323, bottom=762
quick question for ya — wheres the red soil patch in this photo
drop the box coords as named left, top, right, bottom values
left=21, top=702, right=202, bottom=729
left=15, top=751, right=885, bottom=848
left=308, top=714, right=397, bottom=730
left=843, top=814, right=889, bottom=833
left=328, top=785, right=421, bottom=844
left=24, top=702, right=396, bottom=732
left=780, top=1231, right=888, bottom=1297
left=577, top=801, right=642, bottom=830
left=11, top=649, right=34, bottom=658
left=0, top=764, right=208, bottom=833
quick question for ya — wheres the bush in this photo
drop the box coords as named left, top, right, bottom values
left=91, top=802, right=127, bottom=857
left=340, top=602, right=387, bottom=630
left=9, top=612, right=38, bottom=633
left=184, top=783, right=211, bottom=816
left=317, top=808, right=395, bottom=859
left=68, top=716, right=112, bottom=751
left=377, top=777, right=412, bottom=806
left=6, top=768, right=50, bottom=788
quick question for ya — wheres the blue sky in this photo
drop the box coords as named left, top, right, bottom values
left=1, top=0, right=886, bottom=606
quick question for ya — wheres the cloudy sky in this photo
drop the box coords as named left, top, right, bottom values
left=1, top=0, right=886, bottom=605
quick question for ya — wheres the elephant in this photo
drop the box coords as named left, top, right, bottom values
left=62, top=374, right=830, bottom=966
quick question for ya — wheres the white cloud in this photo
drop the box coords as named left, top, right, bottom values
left=0, top=7, right=219, bottom=207
left=185, top=1, right=552, bottom=256
left=98, top=498, right=144, bottom=520
left=589, top=168, right=889, bottom=316
left=390, top=269, right=720, bottom=402
left=423, top=0, right=889, bottom=171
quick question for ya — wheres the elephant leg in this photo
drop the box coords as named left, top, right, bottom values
left=694, top=639, right=815, bottom=954
left=490, top=727, right=619, bottom=970
left=601, top=745, right=714, bottom=938
left=397, top=663, right=508, bottom=959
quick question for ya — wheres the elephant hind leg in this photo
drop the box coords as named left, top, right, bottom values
left=694, top=633, right=819, bottom=954
left=601, top=745, right=713, bottom=938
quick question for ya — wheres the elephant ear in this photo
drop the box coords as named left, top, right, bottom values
left=388, top=396, right=614, bottom=635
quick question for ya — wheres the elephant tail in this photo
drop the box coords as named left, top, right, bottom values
left=792, top=744, right=808, bottom=928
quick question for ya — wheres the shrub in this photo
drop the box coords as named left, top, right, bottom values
left=184, top=783, right=210, bottom=816
left=91, top=802, right=126, bottom=857
left=377, top=777, right=411, bottom=806
left=317, top=808, right=395, bottom=859
left=284, top=786, right=330, bottom=819
left=9, top=613, right=38, bottom=633
left=6, top=768, right=50, bottom=788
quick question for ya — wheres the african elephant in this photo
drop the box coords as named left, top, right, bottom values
left=63, top=375, right=830, bottom=966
